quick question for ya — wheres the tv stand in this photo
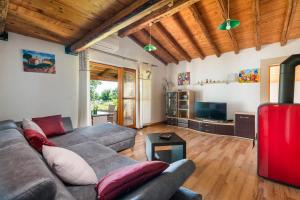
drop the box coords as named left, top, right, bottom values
left=188, top=118, right=235, bottom=136
left=166, top=113, right=255, bottom=139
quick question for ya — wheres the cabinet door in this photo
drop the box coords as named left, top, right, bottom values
left=201, top=123, right=215, bottom=133
left=188, top=120, right=199, bottom=130
left=215, top=124, right=234, bottom=136
left=235, top=114, right=255, bottom=139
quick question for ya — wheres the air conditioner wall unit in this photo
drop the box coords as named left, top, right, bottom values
left=92, top=34, right=120, bottom=53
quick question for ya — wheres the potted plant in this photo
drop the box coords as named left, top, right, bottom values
left=92, top=102, right=98, bottom=115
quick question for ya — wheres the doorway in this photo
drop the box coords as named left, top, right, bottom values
left=89, top=62, right=136, bottom=127
left=268, top=65, right=300, bottom=103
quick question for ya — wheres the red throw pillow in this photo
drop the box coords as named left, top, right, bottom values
left=24, top=129, right=56, bottom=153
left=32, top=115, right=65, bottom=137
left=96, top=161, right=169, bottom=200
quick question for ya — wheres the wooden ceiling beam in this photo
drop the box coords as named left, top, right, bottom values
left=189, top=4, right=221, bottom=57
left=69, top=0, right=173, bottom=53
left=252, top=0, right=261, bottom=50
left=281, top=0, right=299, bottom=46
left=119, top=0, right=201, bottom=37
left=142, top=29, right=179, bottom=64
left=129, top=35, right=168, bottom=65
left=0, top=0, right=9, bottom=33
left=155, top=22, right=192, bottom=62
left=173, top=13, right=205, bottom=59
left=216, top=0, right=239, bottom=54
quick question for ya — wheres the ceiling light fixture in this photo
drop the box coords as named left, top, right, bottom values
left=144, top=23, right=157, bottom=52
left=218, top=0, right=240, bottom=30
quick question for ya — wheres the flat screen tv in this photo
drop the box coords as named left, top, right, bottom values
left=195, top=102, right=227, bottom=121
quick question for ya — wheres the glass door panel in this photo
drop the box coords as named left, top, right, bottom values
left=123, top=70, right=135, bottom=98
left=123, top=99, right=135, bottom=126
left=117, top=68, right=136, bottom=127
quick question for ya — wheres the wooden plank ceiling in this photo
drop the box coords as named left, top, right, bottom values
left=2, top=0, right=300, bottom=65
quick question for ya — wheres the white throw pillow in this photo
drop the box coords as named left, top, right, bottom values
left=22, top=118, right=46, bottom=137
left=42, top=145, right=98, bottom=185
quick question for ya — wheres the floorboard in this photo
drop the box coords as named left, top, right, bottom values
left=120, top=124, right=300, bottom=200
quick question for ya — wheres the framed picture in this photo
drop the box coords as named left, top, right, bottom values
left=22, top=49, right=56, bottom=74
left=178, top=72, right=190, bottom=86
left=238, top=68, right=260, bottom=83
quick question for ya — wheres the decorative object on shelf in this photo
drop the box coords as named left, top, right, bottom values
left=139, top=63, right=152, bottom=80
left=144, top=23, right=157, bottom=52
left=193, top=72, right=239, bottom=86
left=238, top=68, right=260, bottom=83
left=218, top=0, right=240, bottom=30
left=178, top=72, right=190, bottom=86
left=22, top=49, right=56, bottom=74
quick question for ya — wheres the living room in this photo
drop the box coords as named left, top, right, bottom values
left=0, top=0, right=300, bottom=200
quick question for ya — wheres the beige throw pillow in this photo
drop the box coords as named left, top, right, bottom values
left=42, top=145, right=98, bottom=185
left=22, top=118, right=46, bottom=137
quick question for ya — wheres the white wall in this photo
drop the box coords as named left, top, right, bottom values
left=166, top=39, right=300, bottom=120
left=0, top=33, right=79, bottom=126
left=89, top=37, right=167, bottom=124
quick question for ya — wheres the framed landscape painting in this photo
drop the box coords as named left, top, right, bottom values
left=178, top=72, right=190, bottom=86
left=22, top=49, right=56, bottom=74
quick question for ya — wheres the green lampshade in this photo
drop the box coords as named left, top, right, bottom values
left=218, top=19, right=240, bottom=30
left=144, top=44, right=157, bottom=52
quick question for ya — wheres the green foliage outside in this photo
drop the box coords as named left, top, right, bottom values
left=90, top=80, right=118, bottom=114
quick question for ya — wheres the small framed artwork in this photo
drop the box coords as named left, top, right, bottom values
left=22, top=49, right=56, bottom=74
left=238, top=68, right=260, bottom=83
left=178, top=72, right=190, bottom=86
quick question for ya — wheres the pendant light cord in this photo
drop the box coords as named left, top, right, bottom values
left=227, top=0, right=230, bottom=19
left=149, top=23, right=152, bottom=45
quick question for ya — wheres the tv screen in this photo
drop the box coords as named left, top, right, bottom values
left=195, top=102, right=227, bottom=121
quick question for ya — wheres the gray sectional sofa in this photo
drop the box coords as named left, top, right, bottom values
left=0, top=118, right=202, bottom=200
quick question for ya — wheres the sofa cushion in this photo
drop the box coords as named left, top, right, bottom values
left=77, top=123, right=136, bottom=147
left=119, top=159, right=196, bottom=200
left=96, top=161, right=169, bottom=200
left=32, top=115, right=65, bottom=137
left=0, top=142, right=57, bottom=200
left=42, top=146, right=98, bottom=185
left=50, top=133, right=90, bottom=147
left=66, top=142, right=137, bottom=200
left=0, top=128, right=76, bottom=200
left=65, top=142, right=117, bottom=165
left=62, top=117, right=74, bottom=133
left=24, top=129, right=56, bottom=152
left=67, top=155, right=138, bottom=200
left=0, top=129, right=26, bottom=149
left=50, top=123, right=136, bottom=152
left=0, top=120, right=18, bottom=131
left=22, top=118, right=46, bottom=137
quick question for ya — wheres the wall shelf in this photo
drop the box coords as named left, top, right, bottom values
left=193, top=80, right=237, bottom=86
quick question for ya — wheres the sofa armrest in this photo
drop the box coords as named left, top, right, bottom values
left=0, top=120, right=18, bottom=132
left=119, top=159, right=196, bottom=200
left=171, top=187, right=202, bottom=200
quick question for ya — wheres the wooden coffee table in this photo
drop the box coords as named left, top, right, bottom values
left=146, top=132, right=186, bottom=164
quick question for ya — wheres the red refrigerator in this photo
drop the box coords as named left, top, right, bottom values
left=258, top=54, right=300, bottom=187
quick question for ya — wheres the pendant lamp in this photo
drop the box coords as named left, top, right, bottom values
left=144, top=23, right=157, bottom=52
left=218, top=0, right=240, bottom=30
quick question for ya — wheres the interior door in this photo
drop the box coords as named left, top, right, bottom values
left=118, top=68, right=136, bottom=128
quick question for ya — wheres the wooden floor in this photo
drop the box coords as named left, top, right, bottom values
left=120, top=124, right=300, bottom=200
